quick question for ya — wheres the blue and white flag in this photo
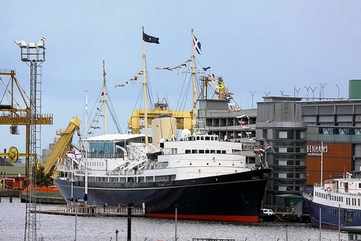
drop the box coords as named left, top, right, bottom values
left=192, top=34, right=201, bottom=54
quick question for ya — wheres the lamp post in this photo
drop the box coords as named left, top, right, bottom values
left=16, top=37, right=46, bottom=241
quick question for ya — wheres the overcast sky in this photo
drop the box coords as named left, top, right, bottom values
left=1, top=1, right=361, bottom=151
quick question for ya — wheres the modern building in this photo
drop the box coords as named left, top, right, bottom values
left=301, top=100, right=361, bottom=184
left=256, top=84, right=361, bottom=210
left=256, top=96, right=306, bottom=209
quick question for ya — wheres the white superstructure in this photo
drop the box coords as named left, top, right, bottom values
left=312, top=174, right=361, bottom=210
left=60, top=133, right=254, bottom=182
left=158, top=134, right=248, bottom=180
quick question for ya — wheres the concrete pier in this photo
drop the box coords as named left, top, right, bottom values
left=33, top=204, right=145, bottom=217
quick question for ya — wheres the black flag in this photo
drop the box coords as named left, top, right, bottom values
left=143, top=31, right=160, bottom=44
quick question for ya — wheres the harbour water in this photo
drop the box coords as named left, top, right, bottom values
left=0, top=198, right=344, bottom=241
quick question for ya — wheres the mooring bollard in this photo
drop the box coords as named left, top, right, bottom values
left=127, top=204, right=132, bottom=241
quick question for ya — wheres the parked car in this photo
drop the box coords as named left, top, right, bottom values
left=261, top=208, right=274, bottom=216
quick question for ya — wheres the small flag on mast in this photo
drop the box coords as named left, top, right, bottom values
left=143, top=29, right=160, bottom=44
left=192, top=33, right=201, bottom=54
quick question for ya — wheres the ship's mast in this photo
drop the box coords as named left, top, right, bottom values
left=87, top=61, right=121, bottom=136
left=84, top=91, right=88, bottom=204
left=142, top=27, right=149, bottom=147
left=101, top=60, right=108, bottom=134
left=191, top=29, right=198, bottom=132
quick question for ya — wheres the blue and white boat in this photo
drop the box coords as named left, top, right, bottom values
left=304, top=173, right=361, bottom=228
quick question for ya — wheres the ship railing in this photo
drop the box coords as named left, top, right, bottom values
left=314, top=186, right=361, bottom=197
left=86, top=152, right=124, bottom=159
left=302, top=192, right=313, bottom=201
left=64, top=204, right=146, bottom=217
left=192, top=239, right=235, bottom=241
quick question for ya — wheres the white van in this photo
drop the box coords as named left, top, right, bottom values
left=261, top=208, right=274, bottom=216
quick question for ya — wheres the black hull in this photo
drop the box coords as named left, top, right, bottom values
left=304, top=197, right=361, bottom=229
left=56, top=169, right=269, bottom=223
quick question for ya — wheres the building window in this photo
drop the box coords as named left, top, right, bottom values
left=185, top=150, right=191, bottom=154
left=192, top=150, right=197, bottom=154
left=263, top=129, right=267, bottom=138
left=279, top=131, right=288, bottom=139
left=278, top=186, right=287, bottom=191
left=321, top=128, right=333, bottom=135
left=296, top=130, right=302, bottom=139
left=279, top=160, right=287, bottom=166
left=199, top=150, right=204, bottom=154
left=339, top=128, right=349, bottom=135
left=279, top=147, right=287, bottom=153
left=279, top=173, right=287, bottom=178
left=355, top=129, right=361, bottom=135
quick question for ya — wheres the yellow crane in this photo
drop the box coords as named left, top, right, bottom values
left=128, top=100, right=192, bottom=134
left=43, top=117, right=80, bottom=175
left=0, top=70, right=53, bottom=176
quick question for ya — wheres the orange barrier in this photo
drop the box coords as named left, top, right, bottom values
left=22, top=185, right=59, bottom=193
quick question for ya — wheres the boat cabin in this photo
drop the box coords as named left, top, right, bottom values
left=86, top=134, right=149, bottom=158
left=161, top=134, right=243, bottom=155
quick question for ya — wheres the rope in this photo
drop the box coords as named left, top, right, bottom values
left=179, top=66, right=192, bottom=111
left=132, top=87, right=143, bottom=112
left=176, top=69, right=188, bottom=111
left=107, top=95, right=122, bottom=133
left=86, top=94, right=101, bottom=134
